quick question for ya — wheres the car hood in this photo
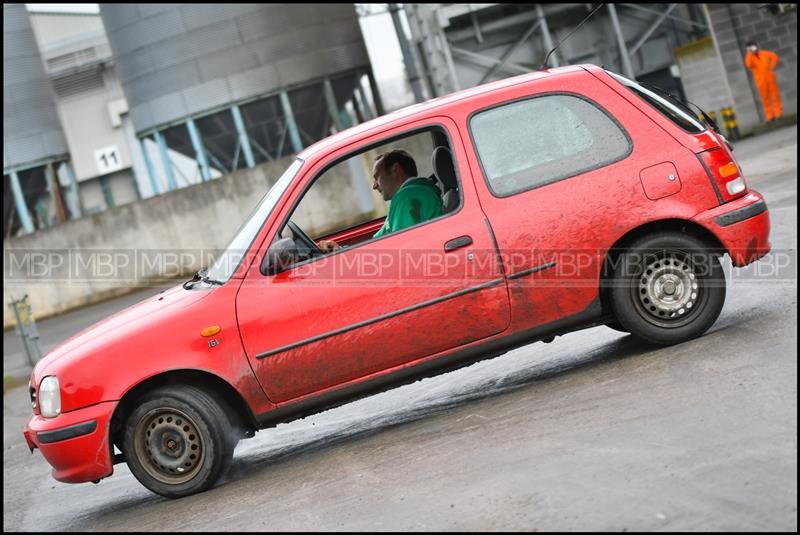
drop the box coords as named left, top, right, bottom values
left=34, top=283, right=214, bottom=379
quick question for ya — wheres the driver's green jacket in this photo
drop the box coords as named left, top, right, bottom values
left=373, top=177, right=444, bottom=239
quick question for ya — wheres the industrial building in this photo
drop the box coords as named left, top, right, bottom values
left=3, top=3, right=797, bottom=241
left=4, top=3, right=380, bottom=239
left=403, top=3, right=795, bottom=131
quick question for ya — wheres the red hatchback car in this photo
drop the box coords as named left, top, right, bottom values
left=24, top=65, right=771, bottom=498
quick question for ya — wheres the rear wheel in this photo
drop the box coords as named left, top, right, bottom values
left=610, top=233, right=726, bottom=346
left=123, top=385, right=235, bottom=498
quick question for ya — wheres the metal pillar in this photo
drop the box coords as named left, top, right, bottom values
left=437, top=29, right=461, bottom=92
left=367, top=69, right=385, bottom=116
left=470, top=11, right=484, bottom=44
left=389, top=3, right=425, bottom=103
left=357, top=79, right=375, bottom=121
left=45, top=162, right=67, bottom=223
left=230, top=105, right=256, bottom=169
left=405, top=4, right=456, bottom=97
left=450, top=46, right=531, bottom=75
left=279, top=91, right=304, bottom=154
left=608, top=4, right=636, bottom=79
left=630, top=4, right=678, bottom=56
left=186, top=117, right=212, bottom=181
left=62, top=161, right=82, bottom=218
left=9, top=168, right=34, bottom=234
left=536, top=4, right=559, bottom=68
left=139, top=137, right=161, bottom=196
left=99, top=174, right=115, bottom=209
left=621, top=3, right=707, bottom=30
left=323, top=78, right=344, bottom=131
left=153, top=130, right=177, bottom=191
left=351, top=92, right=366, bottom=124
left=480, top=19, right=542, bottom=83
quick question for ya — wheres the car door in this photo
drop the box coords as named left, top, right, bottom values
left=236, top=117, right=510, bottom=404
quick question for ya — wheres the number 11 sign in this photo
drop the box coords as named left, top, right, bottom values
left=94, top=145, right=123, bottom=175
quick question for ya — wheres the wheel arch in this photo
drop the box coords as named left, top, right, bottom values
left=110, top=369, right=258, bottom=449
left=599, top=218, right=726, bottom=316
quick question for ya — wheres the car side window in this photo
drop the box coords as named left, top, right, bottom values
left=470, top=93, right=631, bottom=197
left=274, top=126, right=461, bottom=268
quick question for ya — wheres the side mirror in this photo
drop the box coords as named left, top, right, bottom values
left=261, top=237, right=298, bottom=275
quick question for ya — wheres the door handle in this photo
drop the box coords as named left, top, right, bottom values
left=444, top=235, right=473, bottom=251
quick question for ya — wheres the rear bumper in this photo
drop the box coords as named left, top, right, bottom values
left=23, top=400, right=117, bottom=484
left=693, top=191, right=771, bottom=267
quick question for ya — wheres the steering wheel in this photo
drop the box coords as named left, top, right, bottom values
left=287, top=221, right=323, bottom=257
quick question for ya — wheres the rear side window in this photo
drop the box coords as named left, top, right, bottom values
left=606, top=71, right=705, bottom=134
left=470, top=93, right=631, bottom=197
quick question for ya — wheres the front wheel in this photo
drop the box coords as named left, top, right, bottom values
left=609, top=233, right=726, bottom=346
left=123, top=385, right=235, bottom=498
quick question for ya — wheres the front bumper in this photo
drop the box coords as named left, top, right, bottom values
left=693, top=191, right=771, bottom=267
left=23, top=400, right=117, bottom=484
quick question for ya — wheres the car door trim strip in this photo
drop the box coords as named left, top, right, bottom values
left=255, top=277, right=505, bottom=360
left=507, top=261, right=557, bottom=280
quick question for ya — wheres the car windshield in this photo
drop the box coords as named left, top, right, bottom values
left=204, top=158, right=303, bottom=283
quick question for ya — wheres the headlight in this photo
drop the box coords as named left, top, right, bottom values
left=39, top=376, right=61, bottom=418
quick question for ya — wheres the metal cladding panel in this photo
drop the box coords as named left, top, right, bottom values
left=114, top=45, right=155, bottom=84
left=182, top=79, right=233, bottom=116
left=98, top=3, right=138, bottom=32
left=127, top=62, right=202, bottom=106
left=110, top=9, right=187, bottom=57
left=135, top=3, right=178, bottom=18
left=3, top=3, right=68, bottom=167
left=149, top=19, right=242, bottom=72
left=229, top=64, right=282, bottom=102
left=196, top=44, right=262, bottom=84
left=101, top=3, right=370, bottom=134
left=148, top=92, right=189, bottom=127
left=182, top=4, right=265, bottom=31
left=129, top=105, right=154, bottom=133
left=276, top=43, right=371, bottom=87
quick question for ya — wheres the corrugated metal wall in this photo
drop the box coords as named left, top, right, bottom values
left=3, top=3, right=68, bottom=167
left=99, top=4, right=371, bottom=134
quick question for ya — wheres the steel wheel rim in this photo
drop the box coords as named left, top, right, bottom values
left=134, top=407, right=205, bottom=485
left=631, top=251, right=706, bottom=329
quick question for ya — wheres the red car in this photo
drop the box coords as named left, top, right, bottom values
left=24, top=65, right=771, bottom=498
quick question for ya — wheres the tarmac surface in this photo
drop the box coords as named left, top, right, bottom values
left=3, top=125, right=797, bottom=531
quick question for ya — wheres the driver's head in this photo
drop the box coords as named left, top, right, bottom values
left=372, top=150, right=417, bottom=201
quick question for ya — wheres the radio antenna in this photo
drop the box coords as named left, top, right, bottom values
left=541, top=3, right=605, bottom=70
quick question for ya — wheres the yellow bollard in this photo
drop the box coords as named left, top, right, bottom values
left=721, top=107, right=740, bottom=140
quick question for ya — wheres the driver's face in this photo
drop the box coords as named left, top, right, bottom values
left=372, top=161, right=400, bottom=201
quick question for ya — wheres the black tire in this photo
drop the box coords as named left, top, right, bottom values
left=609, top=232, right=726, bottom=346
left=123, top=385, right=235, bottom=498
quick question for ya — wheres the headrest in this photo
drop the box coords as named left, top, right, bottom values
left=432, top=146, right=457, bottom=191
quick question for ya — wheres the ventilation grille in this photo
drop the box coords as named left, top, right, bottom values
left=52, top=68, right=105, bottom=98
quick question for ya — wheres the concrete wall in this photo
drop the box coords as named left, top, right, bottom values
left=704, top=4, right=797, bottom=132
left=29, top=11, right=105, bottom=45
left=4, top=157, right=280, bottom=327
left=675, top=37, right=734, bottom=120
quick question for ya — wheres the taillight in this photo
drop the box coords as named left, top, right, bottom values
left=699, top=148, right=748, bottom=203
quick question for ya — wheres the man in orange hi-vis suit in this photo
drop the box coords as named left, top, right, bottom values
left=744, top=41, right=783, bottom=122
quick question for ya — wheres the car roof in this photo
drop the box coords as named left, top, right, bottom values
left=298, top=64, right=595, bottom=161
